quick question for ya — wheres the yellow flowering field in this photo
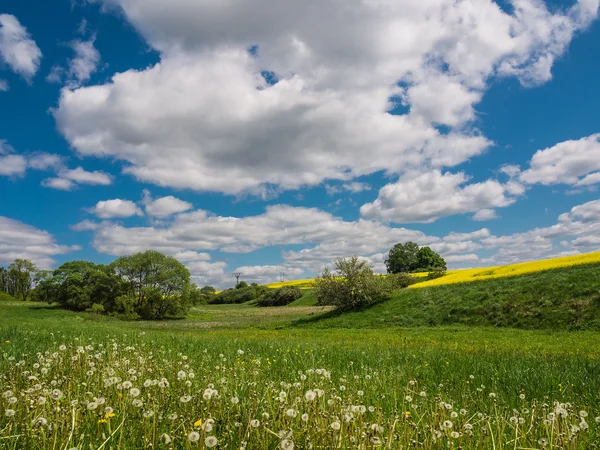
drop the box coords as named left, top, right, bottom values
left=409, top=251, right=600, bottom=289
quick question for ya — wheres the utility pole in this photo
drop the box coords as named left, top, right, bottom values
left=280, top=271, right=285, bottom=282
left=233, top=272, right=242, bottom=285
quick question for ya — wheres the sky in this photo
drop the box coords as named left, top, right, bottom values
left=1, top=0, right=600, bottom=289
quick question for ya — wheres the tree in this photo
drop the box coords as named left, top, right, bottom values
left=235, top=281, right=248, bottom=289
left=385, top=242, right=446, bottom=273
left=314, top=256, right=396, bottom=310
left=7, top=259, right=38, bottom=300
left=415, top=246, right=447, bottom=271
left=385, top=242, right=420, bottom=273
left=200, top=286, right=216, bottom=295
left=37, top=261, right=124, bottom=311
left=110, top=250, right=191, bottom=319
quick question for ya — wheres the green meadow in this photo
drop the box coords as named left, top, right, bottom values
left=2, top=264, right=600, bottom=449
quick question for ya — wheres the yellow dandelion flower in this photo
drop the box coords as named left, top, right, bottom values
left=194, top=419, right=203, bottom=427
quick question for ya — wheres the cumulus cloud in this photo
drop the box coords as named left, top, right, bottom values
left=473, top=209, right=499, bottom=221
left=519, top=134, right=600, bottom=186
left=53, top=0, right=597, bottom=196
left=67, top=38, right=101, bottom=84
left=142, top=190, right=193, bottom=218
left=0, top=140, right=26, bottom=177
left=360, top=170, right=520, bottom=223
left=230, top=265, right=304, bottom=285
left=0, top=216, right=79, bottom=268
left=88, top=199, right=144, bottom=219
left=0, top=14, right=42, bottom=81
left=42, top=166, right=113, bottom=190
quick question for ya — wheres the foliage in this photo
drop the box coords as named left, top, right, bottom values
left=0, top=292, right=15, bottom=302
left=200, top=286, right=216, bottom=295
left=305, top=262, right=600, bottom=330
left=314, top=256, right=396, bottom=310
left=1, top=259, right=40, bottom=301
left=385, top=242, right=446, bottom=273
left=235, top=281, right=249, bottom=289
left=257, top=286, right=304, bottom=306
left=209, top=285, right=269, bottom=305
left=385, top=241, right=420, bottom=274
left=415, top=246, right=447, bottom=271
left=109, top=251, right=192, bottom=319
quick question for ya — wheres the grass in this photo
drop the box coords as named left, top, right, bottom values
left=2, top=259, right=600, bottom=448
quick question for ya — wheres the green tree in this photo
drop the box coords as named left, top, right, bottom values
left=385, top=242, right=420, bottom=273
left=415, top=246, right=447, bottom=272
left=200, top=286, right=216, bottom=295
left=37, top=261, right=123, bottom=311
left=314, top=256, right=396, bottom=310
left=7, top=259, right=38, bottom=300
left=110, top=250, right=191, bottom=319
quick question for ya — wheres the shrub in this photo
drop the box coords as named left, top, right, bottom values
left=426, top=268, right=447, bottom=280
left=390, top=272, right=419, bottom=288
left=257, top=286, right=304, bottom=306
left=0, top=292, right=15, bottom=302
left=210, top=286, right=261, bottom=304
left=314, top=256, right=396, bottom=310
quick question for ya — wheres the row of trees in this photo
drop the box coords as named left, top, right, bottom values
left=0, top=259, right=41, bottom=301
left=1, top=251, right=202, bottom=320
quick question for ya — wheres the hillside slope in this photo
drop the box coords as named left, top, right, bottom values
left=297, top=262, right=600, bottom=330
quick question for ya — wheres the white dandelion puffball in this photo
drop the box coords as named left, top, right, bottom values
left=205, top=436, right=218, bottom=448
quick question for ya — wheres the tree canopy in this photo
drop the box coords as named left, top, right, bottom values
left=385, top=242, right=447, bottom=273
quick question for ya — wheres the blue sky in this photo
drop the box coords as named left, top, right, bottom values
left=1, top=0, right=600, bottom=288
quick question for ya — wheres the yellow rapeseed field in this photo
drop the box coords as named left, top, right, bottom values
left=264, top=251, right=600, bottom=290
left=409, top=251, right=600, bottom=288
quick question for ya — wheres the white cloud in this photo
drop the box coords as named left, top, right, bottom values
left=0, top=14, right=42, bottom=81
left=473, top=209, right=499, bottom=221
left=325, top=182, right=372, bottom=196
left=53, top=0, right=597, bottom=195
left=520, top=134, right=600, bottom=186
left=0, top=216, right=79, bottom=268
left=360, top=170, right=520, bottom=223
left=27, top=153, right=65, bottom=171
left=142, top=190, right=193, bottom=217
left=230, top=265, right=304, bottom=285
left=0, top=154, right=27, bottom=177
left=41, top=177, right=76, bottom=191
left=67, top=38, right=101, bottom=84
left=0, top=79, right=7, bottom=91
left=59, top=166, right=113, bottom=185
left=0, top=140, right=26, bottom=177
left=445, top=254, right=480, bottom=263
left=88, top=199, right=144, bottom=219
left=70, top=219, right=112, bottom=231
left=41, top=166, right=113, bottom=190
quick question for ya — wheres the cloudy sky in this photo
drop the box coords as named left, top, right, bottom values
left=1, top=0, right=600, bottom=288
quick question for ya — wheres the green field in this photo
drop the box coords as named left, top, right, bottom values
left=2, top=264, right=600, bottom=449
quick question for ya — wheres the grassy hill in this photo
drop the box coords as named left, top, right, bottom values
left=296, top=262, right=600, bottom=330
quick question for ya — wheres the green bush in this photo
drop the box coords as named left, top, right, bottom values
left=210, top=285, right=268, bottom=304
left=257, top=286, right=304, bottom=306
left=390, top=273, right=419, bottom=288
left=314, top=256, right=396, bottom=310
left=0, top=292, right=15, bottom=302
